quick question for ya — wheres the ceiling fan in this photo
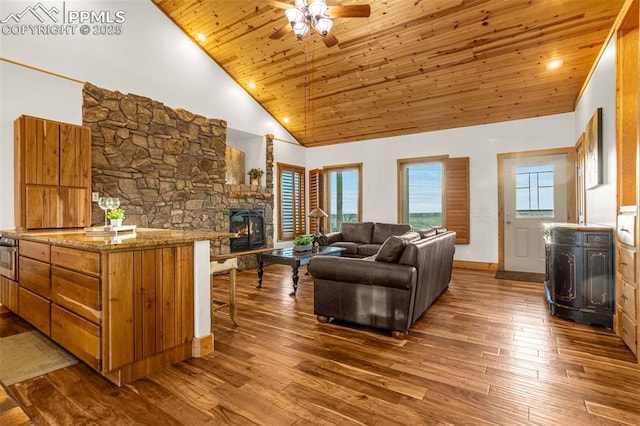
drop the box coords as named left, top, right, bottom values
left=268, top=0, right=371, bottom=48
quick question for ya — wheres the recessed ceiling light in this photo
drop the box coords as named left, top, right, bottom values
left=248, top=82, right=256, bottom=89
left=545, top=59, right=564, bottom=70
left=196, top=33, right=206, bottom=42
left=283, top=117, right=290, bottom=123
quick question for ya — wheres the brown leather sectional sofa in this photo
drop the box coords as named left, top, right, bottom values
left=309, top=225, right=456, bottom=338
left=318, top=222, right=413, bottom=258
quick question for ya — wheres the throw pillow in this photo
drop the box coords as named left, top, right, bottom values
left=375, top=236, right=406, bottom=263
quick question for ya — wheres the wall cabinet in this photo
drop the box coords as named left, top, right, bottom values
left=544, top=223, right=614, bottom=328
left=14, top=115, right=91, bottom=230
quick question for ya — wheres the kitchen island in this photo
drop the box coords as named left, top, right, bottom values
left=0, top=228, right=234, bottom=385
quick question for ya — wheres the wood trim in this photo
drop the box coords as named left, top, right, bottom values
left=104, top=341, right=193, bottom=386
left=453, top=260, right=499, bottom=272
left=497, top=147, right=576, bottom=271
left=575, top=0, right=636, bottom=107
left=192, top=333, right=214, bottom=357
left=0, top=57, right=85, bottom=84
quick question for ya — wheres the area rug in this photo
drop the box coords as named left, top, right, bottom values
left=495, top=270, right=545, bottom=283
left=0, top=331, right=78, bottom=386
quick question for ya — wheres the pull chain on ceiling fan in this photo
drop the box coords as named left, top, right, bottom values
left=268, top=0, right=371, bottom=48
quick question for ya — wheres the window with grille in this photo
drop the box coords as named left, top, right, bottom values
left=515, top=164, right=554, bottom=218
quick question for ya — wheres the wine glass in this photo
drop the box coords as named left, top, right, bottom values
left=98, top=197, right=108, bottom=226
left=111, top=198, right=120, bottom=209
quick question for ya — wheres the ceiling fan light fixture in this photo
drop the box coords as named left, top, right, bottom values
left=285, top=7, right=304, bottom=25
left=282, top=0, right=334, bottom=41
left=292, top=21, right=309, bottom=39
left=315, top=17, right=332, bottom=35
left=308, top=0, right=328, bottom=20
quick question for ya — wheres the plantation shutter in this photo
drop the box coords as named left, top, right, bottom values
left=444, top=157, right=470, bottom=244
left=309, top=169, right=324, bottom=234
left=278, top=163, right=306, bottom=241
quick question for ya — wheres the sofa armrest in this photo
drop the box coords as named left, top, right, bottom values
left=319, top=232, right=343, bottom=246
left=308, top=256, right=416, bottom=290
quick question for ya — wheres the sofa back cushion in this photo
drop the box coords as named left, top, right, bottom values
left=372, top=223, right=413, bottom=244
left=416, top=228, right=437, bottom=239
left=375, top=231, right=421, bottom=263
left=341, top=222, right=374, bottom=244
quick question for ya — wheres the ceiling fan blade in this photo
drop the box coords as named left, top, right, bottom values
left=269, top=23, right=292, bottom=40
left=322, top=32, right=339, bottom=48
left=268, top=1, right=293, bottom=10
left=327, top=5, right=371, bottom=18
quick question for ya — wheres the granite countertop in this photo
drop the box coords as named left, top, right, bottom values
left=0, top=228, right=237, bottom=251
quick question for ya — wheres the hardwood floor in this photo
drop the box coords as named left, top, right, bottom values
left=2, top=266, right=640, bottom=425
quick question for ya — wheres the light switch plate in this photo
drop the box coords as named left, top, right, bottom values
left=92, top=192, right=100, bottom=202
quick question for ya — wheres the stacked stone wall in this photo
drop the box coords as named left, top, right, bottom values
left=83, top=83, right=274, bottom=258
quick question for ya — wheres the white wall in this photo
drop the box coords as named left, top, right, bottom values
left=574, top=37, right=617, bottom=227
left=306, top=113, right=575, bottom=264
left=0, top=0, right=297, bottom=230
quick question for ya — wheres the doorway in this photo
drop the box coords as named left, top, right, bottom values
left=498, top=149, right=575, bottom=273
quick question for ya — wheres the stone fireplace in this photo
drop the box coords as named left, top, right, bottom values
left=229, top=209, right=265, bottom=252
left=82, top=82, right=274, bottom=267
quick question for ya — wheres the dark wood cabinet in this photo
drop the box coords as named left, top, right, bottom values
left=544, top=223, right=614, bottom=328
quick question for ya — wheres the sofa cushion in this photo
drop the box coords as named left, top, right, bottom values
left=416, top=228, right=437, bottom=239
left=341, top=222, right=374, bottom=244
left=434, top=226, right=448, bottom=234
left=372, top=223, right=413, bottom=244
left=330, top=241, right=360, bottom=255
left=356, top=244, right=382, bottom=257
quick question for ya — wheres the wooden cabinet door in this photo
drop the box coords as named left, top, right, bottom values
left=22, top=116, right=59, bottom=186
left=19, top=256, right=51, bottom=298
left=52, top=266, right=101, bottom=324
left=25, top=187, right=61, bottom=229
left=51, top=304, right=101, bottom=370
left=549, top=244, right=583, bottom=308
left=0, top=276, right=19, bottom=312
left=19, top=287, right=51, bottom=335
left=59, top=124, right=91, bottom=187
left=59, top=187, right=91, bottom=228
left=584, top=248, right=614, bottom=312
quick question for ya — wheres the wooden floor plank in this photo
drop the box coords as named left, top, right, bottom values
left=2, top=266, right=640, bottom=425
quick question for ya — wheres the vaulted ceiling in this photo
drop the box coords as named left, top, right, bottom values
left=152, top=0, right=625, bottom=147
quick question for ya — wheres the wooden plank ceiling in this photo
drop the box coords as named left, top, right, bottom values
left=152, top=0, right=625, bottom=147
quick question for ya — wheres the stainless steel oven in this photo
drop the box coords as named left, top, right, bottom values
left=0, top=236, right=17, bottom=281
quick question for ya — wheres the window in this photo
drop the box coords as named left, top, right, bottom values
left=278, top=163, right=305, bottom=241
left=399, top=160, right=444, bottom=228
left=515, top=164, right=554, bottom=218
left=397, top=156, right=470, bottom=244
left=324, top=164, right=362, bottom=232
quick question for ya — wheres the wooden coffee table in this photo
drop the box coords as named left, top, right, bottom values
left=256, top=246, right=346, bottom=296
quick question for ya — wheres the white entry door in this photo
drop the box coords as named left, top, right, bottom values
left=503, top=154, right=568, bottom=273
